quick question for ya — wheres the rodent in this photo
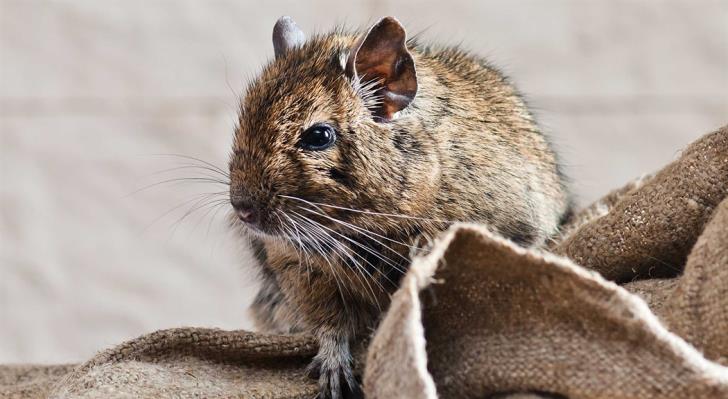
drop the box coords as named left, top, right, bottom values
left=228, top=16, right=571, bottom=399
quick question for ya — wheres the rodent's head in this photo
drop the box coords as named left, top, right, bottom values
left=229, top=17, right=439, bottom=243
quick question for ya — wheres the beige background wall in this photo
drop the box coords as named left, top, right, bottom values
left=1, top=0, right=726, bottom=363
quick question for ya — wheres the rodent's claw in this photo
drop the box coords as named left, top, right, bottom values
left=307, top=355, right=362, bottom=399
left=306, top=358, right=321, bottom=380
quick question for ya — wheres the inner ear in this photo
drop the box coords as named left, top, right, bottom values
left=347, top=17, right=417, bottom=121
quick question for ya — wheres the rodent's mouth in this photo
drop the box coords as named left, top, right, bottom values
left=241, top=224, right=340, bottom=257
left=236, top=214, right=350, bottom=254
left=240, top=223, right=271, bottom=237
left=241, top=218, right=335, bottom=248
left=236, top=211, right=333, bottom=243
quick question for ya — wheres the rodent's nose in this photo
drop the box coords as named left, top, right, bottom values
left=236, top=208, right=257, bottom=224
left=231, top=199, right=258, bottom=225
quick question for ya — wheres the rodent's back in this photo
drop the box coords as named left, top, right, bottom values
left=404, top=44, right=571, bottom=244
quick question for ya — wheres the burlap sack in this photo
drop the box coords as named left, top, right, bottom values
left=554, top=126, right=728, bottom=282
left=364, top=220, right=728, bottom=398
left=1, top=125, right=726, bottom=399
left=627, top=197, right=728, bottom=366
left=1, top=331, right=318, bottom=399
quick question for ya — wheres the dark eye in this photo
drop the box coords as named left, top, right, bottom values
left=299, top=123, right=337, bottom=151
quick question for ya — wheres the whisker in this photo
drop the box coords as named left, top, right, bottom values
left=150, top=153, right=229, bottom=177
left=296, top=204, right=418, bottom=256
left=292, top=211, right=395, bottom=301
left=169, top=197, right=230, bottom=236
left=279, top=194, right=454, bottom=224
left=142, top=191, right=228, bottom=232
left=279, top=214, right=316, bottom=287
left=191, top=200, right=230, bottom=235
left=204, top=200, right=231, bottom=237
left=287, top=197, right=422, bottom=253
left=281, top=213, right=314, bottom=264
left=292, top=215, right=357, bottom=313
left=129, top=177, right=230, bottom=197
left=293, top=208, right=408, bottom=277
left=291, top=214, right=367, bottom=303
left=280, top=195, right=420, bottom=280
left=146, top=164, right=231, bottom=180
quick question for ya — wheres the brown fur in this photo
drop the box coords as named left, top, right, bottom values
left=229, top=18, right=570, bottom=399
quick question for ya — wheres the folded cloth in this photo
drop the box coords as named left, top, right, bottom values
left=553, top=126, right=728, bottom=282
left=58, top=331, right=318, bottom=399
left=2, top=125, right=726, bottom=399
left=365, top=208, right=728, bottom=398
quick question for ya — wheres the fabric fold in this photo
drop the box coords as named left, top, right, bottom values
left=49, top=329, right=318, bottom=399
left=364, top=224, right=728, bottom=398
left=554, top=126, right=728, bottom=282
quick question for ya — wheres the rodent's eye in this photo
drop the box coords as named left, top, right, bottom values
left=299, top=123, right=337, bottom=151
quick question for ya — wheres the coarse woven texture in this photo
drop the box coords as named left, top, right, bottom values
left=1, top=125, right=727, bottom=398
left=553, top=126, right=728, bottom=282
left=0, top=330, right=319, bottom=399
left=365, top=215, right=728, bottom=398
left=626, top=196, right=728, bottom=366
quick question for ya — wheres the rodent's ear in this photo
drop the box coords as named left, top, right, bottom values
left=347, top=17, right=417, bottom=121
left=272, top=16, right=305, bottom=58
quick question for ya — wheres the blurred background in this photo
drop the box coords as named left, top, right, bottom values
left=1, top=0, right=726, bottom=364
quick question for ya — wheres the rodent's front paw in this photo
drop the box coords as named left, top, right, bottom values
left=307, top=354, right=362, bottom=399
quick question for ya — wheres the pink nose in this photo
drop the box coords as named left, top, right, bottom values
left=231, top=197, right=260, bottom=225
left=236, top=208, right=256, bottom=224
